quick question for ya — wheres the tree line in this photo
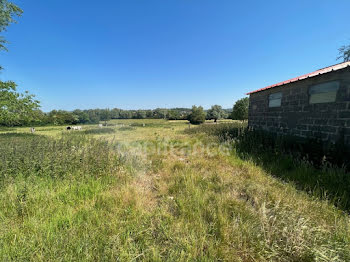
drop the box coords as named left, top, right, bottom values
left=0, top=103, right=248, bottom=126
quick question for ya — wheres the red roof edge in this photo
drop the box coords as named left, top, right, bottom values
left=247, top=61, right=350, bottom=95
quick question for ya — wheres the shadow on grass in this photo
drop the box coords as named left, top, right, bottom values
left=186, top=123, right=350, bottom=212
left=238, top=150, right=350, bottom=212
left=234, top=131, right=350, bottom=212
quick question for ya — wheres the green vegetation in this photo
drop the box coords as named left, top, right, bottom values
left=84, top=127, right=116, bottom=135
left=0, top=0, right=22, bottom=53
left=0, top=81, right=40, bottom=126
left=206, top=104, right=228, bottom=122
left=188, top=105, right=206, bottom=125
left=232, top=97, right=249, bottom=121
left=0, top=132, right=119, bottom=179
left=188, top=123, right=350, bottom=211
left=185, top=121, right=247, bottom=140
left=0, top=1, right=38, bottom=127
left=1, top=106, right=238, bottom=127
left=0, top=120, right=349, bottom=261
left=1, top=5, right=350, bottom=260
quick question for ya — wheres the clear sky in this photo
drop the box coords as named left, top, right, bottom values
left=0, top=0, right=349, bottom=111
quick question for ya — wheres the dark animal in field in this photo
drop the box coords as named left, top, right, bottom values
left=66, top=126, right=71, bottom=130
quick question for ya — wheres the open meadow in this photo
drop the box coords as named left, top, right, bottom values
left=0, top=120, right=350, bottom=261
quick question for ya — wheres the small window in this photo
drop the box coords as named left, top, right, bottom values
left=309, top=81, right=339, bottom=104
left=269, top=92, right=282, bottom=107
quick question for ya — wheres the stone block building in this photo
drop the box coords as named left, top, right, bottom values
left=247, top=61, right=350, bottom=147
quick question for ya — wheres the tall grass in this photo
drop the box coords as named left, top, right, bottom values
left=0, top=133, right=121, bottom=180
left=185, top=122, right=247, bottom=140
left=0, top=132, right=131, bottom=261
left=187, top=123, right=350, bottom=211
left=84, top=127, right=116, bottom=135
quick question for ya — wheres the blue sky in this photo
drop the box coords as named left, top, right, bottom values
left=0, top=0, right=349, bottom=111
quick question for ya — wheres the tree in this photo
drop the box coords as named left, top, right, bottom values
left=119, top=110, right=132, bottom=119
left=100, top=109, right=111, bottom=125
left=207, top=105, right=227, bottom=122
left=0, top=2, right=35, bottom=127
left=48, top=110, right=78, bottom=125
left=73, top=109, right=90, bottom=124
left=167, top=109, right=181, bottom=120
left=153, top=108, right=167, bottom=119
left=338, top=44, right=350, bottom=62
left=0, top=81, right=40, bottom=126
left=232, top=97, right=249, bottom=121
left=188, top=105, right=206, bottom=125
left=135, top=110, right=147, bottom=119
left=0, top=0, right=22, bottom=70
left=110, top=108, right=121, bottom=119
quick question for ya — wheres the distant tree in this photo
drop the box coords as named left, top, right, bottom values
left=177, top=108, right=192, bottom=120
left=232, top=97, right=249, bottom=121
left=110, top=108, right=121, bottom=119
left=48, top=110, right=78, bottom=125
left=0, top=81, right=40, bottom=126
left=338, top=44, right=350, bottom=62
left=188, top=105, right=206, bottom=125
left=31, top=109, right=48, bottom=125
left=153, top=108, right=167, bottom=119
left=85, top=109, right=99, bottom=123
left=145, top=110, right=153, bottom=118
left=135, top=110, right=147, bottom=119
left=100, top=109, right=111, bottom=125
left=119, top=110, right=132, bottom=119
left=207, top=105, right=227, bottom=122
left=167, top=109, right=181, bottom=120
left=73, top=109, right=90, bottom=124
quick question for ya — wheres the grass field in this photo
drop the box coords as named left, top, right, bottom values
left=0, top=120, right=349, bottom=261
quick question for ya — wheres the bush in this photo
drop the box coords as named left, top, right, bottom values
left=188, top=106, right=206, bottom=125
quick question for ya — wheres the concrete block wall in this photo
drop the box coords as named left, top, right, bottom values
left=248, top=67, right=350, bottom=147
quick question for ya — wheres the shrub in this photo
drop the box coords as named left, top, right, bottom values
left=188, top=106, right=206, bottom=125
